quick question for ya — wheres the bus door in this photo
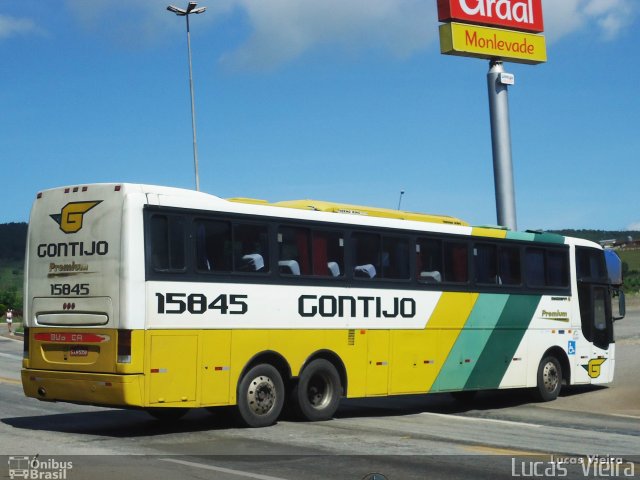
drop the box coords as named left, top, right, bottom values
left=576, top=282, right=614, bottom=382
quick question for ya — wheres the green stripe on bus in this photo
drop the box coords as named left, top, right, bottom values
left=505, top=231, right=536, bottom=242
left=464, top=294, right=541, bottom=390
left=533, top=232, right=565, bottom=244
left=431, top=294, right=508, bottom=392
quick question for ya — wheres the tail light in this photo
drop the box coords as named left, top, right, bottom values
left=117, top=329, right=132, bottom=364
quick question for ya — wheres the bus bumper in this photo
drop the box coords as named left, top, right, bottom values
left=21, top=369, right=145, bottom=407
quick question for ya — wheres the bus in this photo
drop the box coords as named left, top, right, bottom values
left=21, top=183, right=626, bottom=427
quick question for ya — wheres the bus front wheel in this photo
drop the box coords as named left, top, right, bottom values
left=535, top=355, right=562, bottom=402
left=237, top=364, right=285, bottom=428
left=293, top=359, right=342, bottom=421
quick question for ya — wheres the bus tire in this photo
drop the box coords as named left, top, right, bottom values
left=534, top=355, right=562, bottom=402
left=146, top=407, right=189, bottom=421
left=237, top=364, right=285, bottom=428
left=293, top=359, right=342, bottom=421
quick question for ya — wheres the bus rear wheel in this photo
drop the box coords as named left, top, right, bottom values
left=534, top=355, right=562, bottom=402
left=237, top=364, right=285, bottom=428
left=293, top=359, right=342, bottom=421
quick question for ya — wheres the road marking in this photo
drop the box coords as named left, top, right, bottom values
left=0, top=351, right=22, bottom=360
left=161, top=458, right=290, bottom=480
left=0, top=335, right=23, bottom=344
left=0, top=376, right=21, bottom=385
left=609, top=413, right=640, bottom=420
left=420, top=411, right=542, bottom=429
left=465, top=445, right=544, bottom=456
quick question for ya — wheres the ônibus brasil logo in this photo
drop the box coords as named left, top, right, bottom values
left=50, top=201, right=102, bottom=234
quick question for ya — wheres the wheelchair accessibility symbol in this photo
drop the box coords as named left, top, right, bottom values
left=568, top=340, right=576, bottom=355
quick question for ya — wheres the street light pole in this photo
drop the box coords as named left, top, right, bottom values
left=167, top=2, right=206, bottom=192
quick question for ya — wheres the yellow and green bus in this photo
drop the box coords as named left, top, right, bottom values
left=22, top=184, right=625, bottom=427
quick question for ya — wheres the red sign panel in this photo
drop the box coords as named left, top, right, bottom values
left=437, top=0, right=544, bottom=33
left=34, top=332, right=110, bottom=343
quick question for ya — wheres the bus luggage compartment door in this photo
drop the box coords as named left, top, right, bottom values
left=148, top=334, right=198, bottom=404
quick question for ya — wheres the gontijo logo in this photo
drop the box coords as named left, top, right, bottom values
left=582, top=357, right=607, bottom=379
left=50, top=201, right=102, bottom=234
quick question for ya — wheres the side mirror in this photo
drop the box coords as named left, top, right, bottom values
left=612, top=288, right=626, bottom=321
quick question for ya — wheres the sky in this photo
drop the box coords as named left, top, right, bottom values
left=1, top=0, right=639, bottom=231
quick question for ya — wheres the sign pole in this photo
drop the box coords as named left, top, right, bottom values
left=487, top=59, right=517, bottom=231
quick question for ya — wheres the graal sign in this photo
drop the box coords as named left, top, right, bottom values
left=438, top=0, right=544, bottom=33
left=438, top=0, right=546, bottom=64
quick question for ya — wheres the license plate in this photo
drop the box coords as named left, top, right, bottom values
left=69, top=345, right=89, bottom=357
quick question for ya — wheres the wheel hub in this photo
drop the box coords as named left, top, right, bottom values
left=542, top=362, right=559, bottom=392
left=247, top=376, right=276, bottom=415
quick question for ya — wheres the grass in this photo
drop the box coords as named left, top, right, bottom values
left=618, top=248, right=640, bottom=271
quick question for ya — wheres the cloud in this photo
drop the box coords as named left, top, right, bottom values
left=222, top=0, right=438, bottom=70
left=543, top=0, right=637, bottom=42
left=628, top=222, right=640, bottom=231
left=0, top=14, right=40, bottom=39
left=61, top=0, right=639, bottom=68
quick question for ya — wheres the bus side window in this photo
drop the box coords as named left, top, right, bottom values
left=547, top=250, right=569, bottom=287
left=278, top=227, right=311, bottom=275
left=150, top=215, right=186, bottom=272
left=525, top=248, right=569, bottom=288
left=499, top=246, right=522, bottom=286
left=233, top=224, right=270, bottom=273
left=417, top=238, right=443, bottom=283
left=443, top=241, right=469, bottom=283
left=474, top=243, right=498, bottom=284
left=312, top=230, right=343, bottom=277
left=382, top=236, right=410, bottom=279
left=352, top=233, right=380, bottom=279
left=196, top=220, right=232, bottom=272
left=525, top=248, right=546, bottom=287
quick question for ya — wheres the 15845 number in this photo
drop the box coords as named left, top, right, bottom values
left=50, top=283, right=90, bottom=296
left=155, top=293, right=248, bottom=315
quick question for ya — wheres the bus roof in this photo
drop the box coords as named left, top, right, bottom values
left=228, top=198, right=469, bottom=227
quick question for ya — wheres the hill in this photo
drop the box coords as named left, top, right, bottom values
left=0, top=223, right=27, bottom=313
left=549, top=229, right=640, bottom=244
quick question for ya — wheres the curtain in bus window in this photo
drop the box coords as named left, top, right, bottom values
left=525, top=248, right=546, bottom=287
left=499, top=246, right=522, bottom=285
left=475, top=244, right=497, bottom=284
left=547, top=250, right=569, bottom=287
left=312, top=232, right=329, bottom=276
left=295, top=229, right=311, bottom=275
left=444, top=242, right=468, bottom=283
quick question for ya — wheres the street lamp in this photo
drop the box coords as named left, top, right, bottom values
left=167, top=1, right=207, bottom=191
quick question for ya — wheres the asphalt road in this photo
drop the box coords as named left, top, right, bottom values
left=1, top=309, right=638, bottom=480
